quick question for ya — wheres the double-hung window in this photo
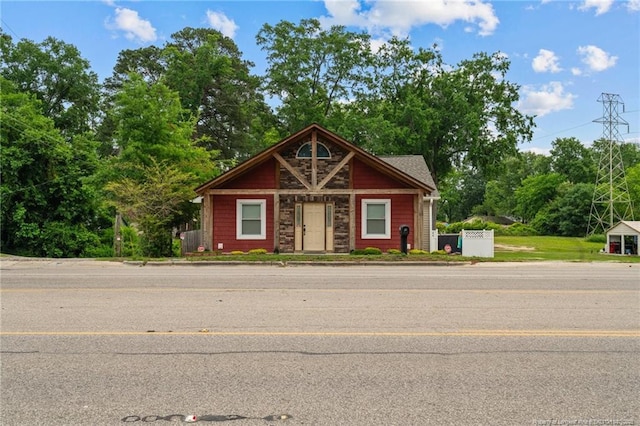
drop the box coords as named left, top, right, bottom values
left=361, top=199, right=391, bottom=239
left=237, top=199, right=266, bottom=239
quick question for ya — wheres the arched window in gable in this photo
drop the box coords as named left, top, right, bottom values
left=296, top=141, right=331, bottom=159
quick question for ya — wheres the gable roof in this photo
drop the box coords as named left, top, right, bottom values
left=378, top=155, right=440, bottom=198
left=607, top=221, right=640, bottom=234
left=195, top=123, right=437, bottom=194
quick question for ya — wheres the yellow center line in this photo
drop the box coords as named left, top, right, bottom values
left=1, top=330, right=638, bottom=337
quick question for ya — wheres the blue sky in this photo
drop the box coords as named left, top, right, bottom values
left=2, top=0, right=639, bottom=154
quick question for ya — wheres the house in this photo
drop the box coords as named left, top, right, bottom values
left=605, top=221, right=640, bottom=255
left=194, top=124, right=439, bottom=254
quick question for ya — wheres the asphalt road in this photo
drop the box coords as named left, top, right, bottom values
left=1, top=260, right=638, bottom=425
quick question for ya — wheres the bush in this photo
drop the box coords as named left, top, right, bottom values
left=40, top=222, right=101, bottom=258
left=409, top=249, right=429, bottom=255
left=443, top=220, right=500, bottom=234
left=120, top=225, right=141, bottom=257
left=585, top=234, right=606, bottom=243
left=496, top=222, right=539, bottom=236
left=436, top=222, right=448, bottom=233
left=387, top=248, right=402, bottom=255
left=172, top=238, right=181, bottom=257
left=248, top=248, right=268, bottom=255
left=84, top=245, right=114, bottom=258
left=230, top=250, right=244, bottom=255
left=351, top=247, right=382, bottom=255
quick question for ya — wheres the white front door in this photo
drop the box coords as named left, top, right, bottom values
left=303, top=203, right=325, bottom=251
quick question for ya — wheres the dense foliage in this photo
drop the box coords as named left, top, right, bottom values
left=1, top=23, right=638, bottom=257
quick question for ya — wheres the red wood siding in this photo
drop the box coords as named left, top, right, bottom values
left=212, top=195, right=274, bottom=252
left=356, top=194, right=415, bottom=251
left=352, top=158, right=411, bottom=189
left=219, top=158, right=276, bottom=189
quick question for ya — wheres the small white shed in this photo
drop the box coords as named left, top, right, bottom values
left=605, top=221, right=640, bottom=255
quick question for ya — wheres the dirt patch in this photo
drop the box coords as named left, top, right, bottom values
left=494, top=244, right=535, bottom=252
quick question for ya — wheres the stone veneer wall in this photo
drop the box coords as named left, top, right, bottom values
left=332, top=194, right=350, bottom=252
left=317, top=139, right=349, bottom=189
left=278, top=197, right=295, bottom=253
left=278, top=194, right=351, bottom=253
left=277, top=138, right=352, bottom=253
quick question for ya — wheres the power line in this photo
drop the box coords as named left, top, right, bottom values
left=530, top=121, right=592, bottom=142
left=530, top=109, right=638, bottom=143
left=0, top=18, right=20, bottom=38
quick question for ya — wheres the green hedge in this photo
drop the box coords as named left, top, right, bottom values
left=438, top=220, right=538, bottom=237
left=351, top=247, right=383, bottom=255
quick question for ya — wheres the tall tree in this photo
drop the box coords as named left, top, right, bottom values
left=0, top=77, right=104, bottom=257
left=349, top=38, right=535, bottom=186
left=514, top=173, right=566, bottom=223
left=102, top=28, right=274, bottom=162
left=165, top=28, right=274, bottom=160
left=256, top=19, right=373, bottom=134
left=106, top=73, right=216, bottom=181
left=483, top=152, right=553, bottom=217
left=532, top=183, right=594, bottom=236
left=0, top=32, right=100, bottom=136
left=625, top=162, right=640, bottom=215
left=102, top=46, right=166, bottom=94
left=102, top=75, right=219, bottom=255
left=438, top=167, right=487, bottom=222
left=550, top=137, right=595, bottom=184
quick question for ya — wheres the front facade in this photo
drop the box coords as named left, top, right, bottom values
left=195, top=124, right=439, bottom=253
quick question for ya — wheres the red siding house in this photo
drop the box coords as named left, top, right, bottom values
left=194, top=124, right=439, bottom=253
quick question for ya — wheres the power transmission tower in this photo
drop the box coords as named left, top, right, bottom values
left=587, top=93, right=634, bottom=235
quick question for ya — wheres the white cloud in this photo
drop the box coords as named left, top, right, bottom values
left=206, top=10, right=238, bottom=39
left=577, top=45, right=617, bottom=72
left=628, top=0, right=640, bottom=11
left=578, top=0, right=614, bottom=15
left=106, top=7, right=157, bottom=43
left=369, top=37, right=388, bottom=54
left=321, top=0, right=499, bottom=37
left=532, top=49, right=562, bottom=73
left=323, top=0, right=369, bottom=27
left=518, top=82, right=576, bottom=117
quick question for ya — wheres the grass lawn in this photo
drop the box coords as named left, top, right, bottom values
left=493, top=235, right=640, bottom=263
left=176, top=236, right=638, bottom=263
left=4, top=236, right=638, bottom=263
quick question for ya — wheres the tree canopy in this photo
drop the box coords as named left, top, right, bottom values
left=257, top=25, right=535, bottom=185
left=1, top=32, right=100, bottom=136
left=0, top=77, right=105, bottom=256
left=2, top=22, right=637, bottom=257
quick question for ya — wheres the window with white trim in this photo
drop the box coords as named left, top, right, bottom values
left=361, top=199, right=391, bottom=239
left=236, top=199, right=266, bottom=240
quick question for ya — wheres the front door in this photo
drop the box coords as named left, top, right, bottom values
left=303, top=203, right=325, bottom=251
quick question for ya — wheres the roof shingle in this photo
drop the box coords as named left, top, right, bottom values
left=378, top=155, right=439, bottom=198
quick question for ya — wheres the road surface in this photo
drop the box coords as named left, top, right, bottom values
left=1, top=260, right=638, bottom=425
